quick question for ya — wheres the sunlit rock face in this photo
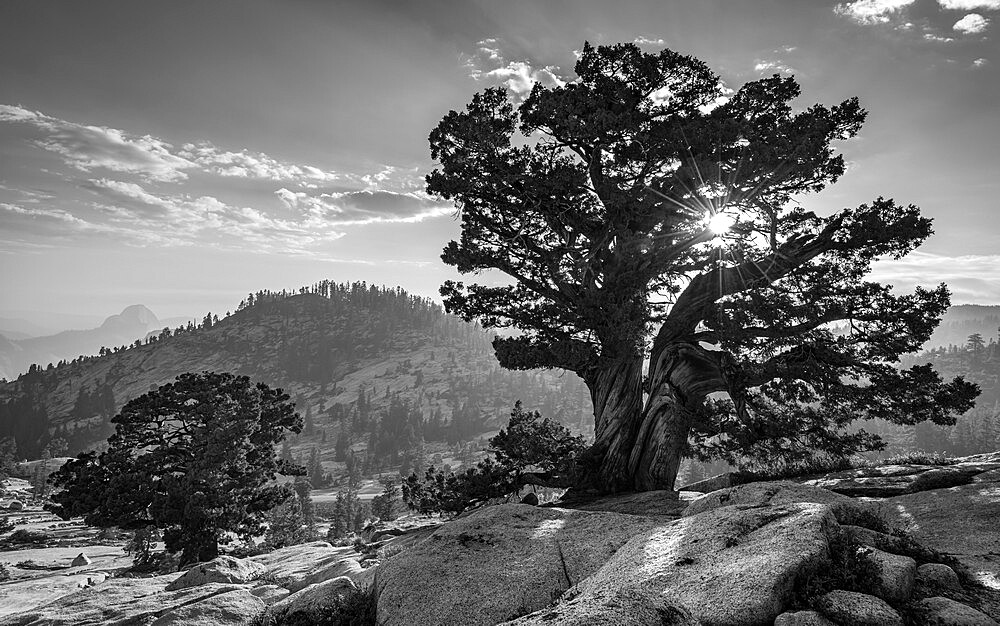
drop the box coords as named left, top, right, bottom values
left=375, top=504, right=666, bottom=626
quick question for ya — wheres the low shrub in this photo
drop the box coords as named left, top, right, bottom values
left=6, top=529, right=49, bottom=544
left=402, top=402, right=585, bottom=516
left=791, top=530, right=882, bottom=608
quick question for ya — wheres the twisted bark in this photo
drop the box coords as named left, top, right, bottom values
left=630, top=340, right=727, bottom=491
left=581, top=354, right=645, bottom=493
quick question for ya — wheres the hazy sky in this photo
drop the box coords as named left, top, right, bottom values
left=1, top=0, right=998, bottom=320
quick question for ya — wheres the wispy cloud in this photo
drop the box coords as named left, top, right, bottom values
left=754, top=59, right=795, bottom=74
left=872, top=252, right=1000, bottom=304
left=954, top=13, right=990, bottom=32
left=78, top=178, right=347, bottom=253
left=464, top=38, right=567, bottom=98
left=275, top=188, right=451, bottom=226
left=938, top=0, right=1000, bottom=10
left=177, top=142, right=341, bottom=183
left=834, top=0, right=917, bottom=25
left=973, top=57, right=990, bottom=66
left=633, top=36, right=666, bottom=46
left=0, top=105, right=195, bottom=182
left=0, top=103, right=452, bottom=256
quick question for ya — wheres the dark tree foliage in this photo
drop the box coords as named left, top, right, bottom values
left=429, top=41, right=978, bottom=492
left=401, top=402, right=587, bottom=515
left=47, top=371, right=304, bottom=565
left=0, top=436, right=16, bottom=482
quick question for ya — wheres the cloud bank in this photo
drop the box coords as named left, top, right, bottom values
left=0, top=104, right=452, bottom=258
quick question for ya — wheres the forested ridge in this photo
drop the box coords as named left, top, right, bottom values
left=0, top=281, right=591, bottom=464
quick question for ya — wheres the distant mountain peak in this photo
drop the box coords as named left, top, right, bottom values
left=101, top=305, right=160, bottom=330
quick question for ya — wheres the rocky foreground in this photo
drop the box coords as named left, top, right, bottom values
left=1, top=452, right=998, bottom=625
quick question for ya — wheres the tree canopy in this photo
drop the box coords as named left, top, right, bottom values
left=429, top=41, right=978, bottom=492
left=48, top=371, right=304, bottom=564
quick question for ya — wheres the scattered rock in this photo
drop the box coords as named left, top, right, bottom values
left=248, top=584, right=291, bottom=605
left=521, top=492, right=539, bottom=506
left=164, top=555, right=266, bottom=591
left=683, top=481, right=871, bottom=524
left=841, top=525, right=939, bottom=563
left=802, top=466, right=977, bottom=498
left=369, top=527, right=406, bottom=542
left=7, top=501, right=23, bottom=511
left=150, top=588, right=265, bottom=626
left=70, top=553, right=91, bottom=567
left=773, top=610, right=837, bottom=625
left=265, top=576, right=357, bottom=623
left=0, top=578, right=244, bottom=626
left=909, top=596, right=1000, bottom=626
left=249, top=541, right=359, bottom=591
left=856, top=546, right=916, bottom=603
left=501, top=587, right=699, bottom=625
left=814, top=590, right=903, bottom=626
left=917, top=563, right=962, bottom=590
left=911, top=468, right=978, bottom=491
left=571, top=502, right=837, bottom=625
left=376, top=503, right=663, bottom=626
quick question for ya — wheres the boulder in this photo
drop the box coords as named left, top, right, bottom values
left=814, top=590, right=903, bottom=626
left=376, top=503, right=664, bottom=626
left=909, top=596, right=1000, bottom=626
left=916, top=563, right=962, bottom=590
left=501, top=587, right=699, bottom=626
left=249, top=541, right=360, bottom=591
left=249, top=584, right=292, bottom=605
left=570, top=502, right=837, bottom=626
left=884, top=473, right=1000, bottom=588
left=8, top=500, right=23, bottom=511
left=856, top=546, right=915, bottom=603
left=973, top=469, right=1000, bottom=484
left=164, top=555, right=266, bottom=591
left=521, top=492, right=539, bottom=506
left=683, top=481, right=872, bottom=524
left=773, top=611, right=837, bottom=625
left=150, top=588, right=265, bottom=626
left=840, top=525, right=939, bottom=562
left=801, top=466, right=976, bottom=498
left=265, top=576, right=358, bottom=623
left=70, top=553, right=91, bottom=567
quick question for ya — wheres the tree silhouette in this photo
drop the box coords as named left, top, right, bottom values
left=48, top=371, right=304, bottom=565
left=429, top=41, right=978, bottom=492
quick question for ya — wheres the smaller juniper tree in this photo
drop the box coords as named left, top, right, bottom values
left=48, top=372, right=304, bottom=565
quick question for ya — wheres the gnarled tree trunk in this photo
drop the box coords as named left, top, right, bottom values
left=581, top=354, right=644, bottom=493
left=629, top=340, right=726, bottom=491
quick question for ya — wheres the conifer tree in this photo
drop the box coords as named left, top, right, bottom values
left=48, top=372, right=304, bottom=565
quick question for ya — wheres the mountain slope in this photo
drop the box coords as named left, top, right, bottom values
left=0, top=282, right=592, bottom=460
left=926, top=304, right=1000, bottom=349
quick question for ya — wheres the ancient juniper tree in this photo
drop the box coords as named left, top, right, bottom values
left=48, top=372, right=304, bottom=564
left=429, top=42, right=977, bottom=492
